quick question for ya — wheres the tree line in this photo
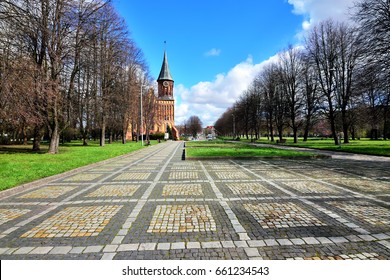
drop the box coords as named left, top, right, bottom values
left=0, top=0, right=153, bottom=153
left=215, top=0, right=390, bottom=145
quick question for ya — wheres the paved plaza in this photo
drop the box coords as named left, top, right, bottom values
left=0, top=141, right=389, bottom=260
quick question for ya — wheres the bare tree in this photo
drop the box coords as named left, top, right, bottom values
left=301, top=53, right=319, bottom=141
left=354, top=0, right=390, bottom=139
left=305, top=20, right=341, bottom=145
left=278, top=45, right=304, bottom=143
left=186, top=115, right=203, bottom=138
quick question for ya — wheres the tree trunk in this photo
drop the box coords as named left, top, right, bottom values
left=48, top=123, right=60, bottom=154
left=303, top=115, right=311, bottom=141
left=293, top=128, right=298, bottom=143
left=328, top=98, right=339, bottom=145
left=22, top=126, right=28, bottom=145
left=122, top=130, right=127, bottom=144
left=32, top=126, right=42, bottom=151
left=342, top=109, right=349, bottom=144
left=269, top=115, right=274, bottom=142
left=100, top=115, right=106, bottom=147
left=109, top=130, right=113, bottom=144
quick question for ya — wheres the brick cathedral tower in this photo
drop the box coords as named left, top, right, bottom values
left=154, top=50, right=178, bottom=139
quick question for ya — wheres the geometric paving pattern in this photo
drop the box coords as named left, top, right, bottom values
left=243, top=202, right=327, bottom=229
left=147, top=205, right=216, bottom=233
left=282, top=181, right=340, bottom=194
left=19, top=186, right=78, bottom=199
left=0, top=208, right=30, bottom=226
left=20, top=205, right=122, bottom=238
left=258, top=170, right=297, bottom=179
left=0, top=141, right=389, bottom=262
left=162, top=184, right=203, bottom=196
left=215, top=171, right=250, bottom=180
left=85, top=185, right=140, bottom=197
left=327, top=201, right=390, bottom=227
left=113, top=172, right=151, bottom=181
left=168, top=172, right=199, bottom=180
left=329, top=179, right=390, bottom=193
left=226, top=182, right=272, bottom=195
left=63, top=173, right=104, bottom=182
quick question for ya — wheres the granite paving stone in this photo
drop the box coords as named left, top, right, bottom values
left=0, top=141, right=389, bottom=260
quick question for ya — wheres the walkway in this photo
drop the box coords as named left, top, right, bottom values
left=0, top=141, right=389, bottom=259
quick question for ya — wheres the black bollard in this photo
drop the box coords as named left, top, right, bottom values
left=182, top=148, right=185, bottom=160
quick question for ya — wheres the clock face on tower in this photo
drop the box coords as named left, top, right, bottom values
left=163, top=81, right=169, bottom=87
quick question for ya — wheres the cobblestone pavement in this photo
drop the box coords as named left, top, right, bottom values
left=0, top=141, right=389, bottom=260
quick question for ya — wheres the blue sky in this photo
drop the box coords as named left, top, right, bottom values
left=113, top=0, right=355, bottom=126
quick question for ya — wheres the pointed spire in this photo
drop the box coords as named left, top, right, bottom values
left=157, top=50, right=173, bottom=81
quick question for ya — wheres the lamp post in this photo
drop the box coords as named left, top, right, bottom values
left=140, top=83, right=147, bottom=146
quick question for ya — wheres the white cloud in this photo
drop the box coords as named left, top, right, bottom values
left=288, top=0, right=356, bottom=36
left=174, top=55, right=278, bottom=126
left=204, top=48, right=221, bottom=57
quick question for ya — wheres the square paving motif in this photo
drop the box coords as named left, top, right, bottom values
left=113, top=172, right=151, bottom=181
left=329, top=179, right=390, bottom=193
left=226, top=182, right=272, bottom=195
left=282, top=181, right=340, bottom=194
left=168, top=172, right=199, bottom=180
left=147, top=205, right=216, bottom=233
left=257, top=170, right=298, bottom=179
left=21, top=205, right=122, bottom=238
left=162, top=184, right=203, bottom=196
left=86, top=184, right=140, bottom=197
left=170, top=165, right=197, bottom=170
left=209, top=165, right=237, bottom=170
left=19, top=186, right=78, bottom=199
left=64, top=173, right=104, bottom=182
left=327, top=201, right=390, bottom=227
left=300, top=169, right=350, bottom=179
left=0, top=209, right=31, bottom=226
left=243, top=202, right=327, bottom=229
left=215, top=171, right=250, bottom=180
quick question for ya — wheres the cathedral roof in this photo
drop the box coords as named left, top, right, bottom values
left=157, top=51, right=173, bottom=81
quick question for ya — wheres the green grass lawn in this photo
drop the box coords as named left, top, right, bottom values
left=0, top=140, right=157, bottom=191
left=185, top=141, right=315, bottom=158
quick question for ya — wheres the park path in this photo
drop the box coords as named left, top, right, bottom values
left=0, top=141, right=389, bottom=259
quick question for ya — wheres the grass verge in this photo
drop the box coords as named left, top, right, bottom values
left=185, top=141, right=316, bottom=158
left=0, top=140, right=157, bottom=191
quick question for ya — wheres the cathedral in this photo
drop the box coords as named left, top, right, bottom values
left=153, top=50, right=179, bottom=140
left=126, top=50, right=178, bottom=141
